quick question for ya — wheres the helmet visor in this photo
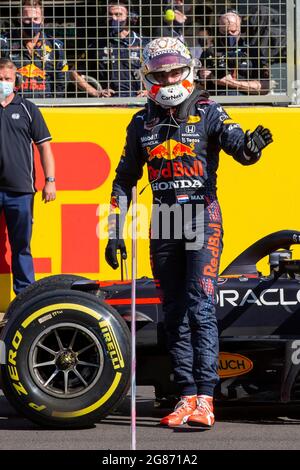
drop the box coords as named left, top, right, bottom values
left=145, top=53, right=192, bottom=74
left=146, top=65, right=191, bottom=85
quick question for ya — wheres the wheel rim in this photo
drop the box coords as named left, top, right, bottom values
left=28, top=322, right=104, bottom=398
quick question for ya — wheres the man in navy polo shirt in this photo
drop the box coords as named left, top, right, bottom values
left=0, top=57, right=55, bottom=295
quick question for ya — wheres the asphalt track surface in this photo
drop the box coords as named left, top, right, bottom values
left=0, top=387, right=300, bottom=451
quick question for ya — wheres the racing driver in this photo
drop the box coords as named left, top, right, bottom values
left=105, top=37, right=273, bottom=428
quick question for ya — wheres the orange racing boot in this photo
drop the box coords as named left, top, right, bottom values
left=160, top=395, right=197, bottom=427
left=187, top=395, right=215, bottom=428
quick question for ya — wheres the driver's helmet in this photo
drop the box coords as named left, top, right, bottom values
left=140, top=37, right=194, bottom=107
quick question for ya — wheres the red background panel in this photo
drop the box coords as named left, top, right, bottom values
left=61, top=204, right=100, bottom=273
left=35, top=142, right=111, bottom=190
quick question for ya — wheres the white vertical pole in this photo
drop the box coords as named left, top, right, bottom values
left=131, top=186, right=137, bottom=451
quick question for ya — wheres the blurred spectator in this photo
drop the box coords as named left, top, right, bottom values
left=0, top=0, right=68, bottom=98
left=186, top=25, right=214, bottom=61
left=248, top=5, right=286, bottom=63
left=200, top=10, right=271, bottom=96
left=71, top=1, right=145, bottom=98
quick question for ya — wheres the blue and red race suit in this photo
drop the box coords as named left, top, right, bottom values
left=110, top=91, right=260, bottom=396
left=0, top=32, right=68, bottom=98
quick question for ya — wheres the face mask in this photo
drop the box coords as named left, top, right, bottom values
left=0, top=81, right=14, bottom=101
left=228, top=36, right=239, bottom=47
left=22, top=21, right=42, bottom=38
left=109, top=19, right=127, bottom=36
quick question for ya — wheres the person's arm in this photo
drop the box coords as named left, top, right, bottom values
left=174, top=9, right=187, bottom=24
left=105, top=114, right=146, bottom=269
left=198, top=67, right=213, bottom=80
left=216, top=74, right=269, bottom=95
left=26, top=100, right=56, bottom=201
left=206, top=102, right=273, bottom=164
left=69, top=70, right=115, bottom=97
left=37, top=141, right=56, bottom=203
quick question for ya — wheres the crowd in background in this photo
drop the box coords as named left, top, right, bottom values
left=0, top=0, right=287, bottom=99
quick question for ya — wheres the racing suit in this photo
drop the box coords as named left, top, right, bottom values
left=110, top=92, right=260, bottom=396
left=0, top=32, right=68, bottom=98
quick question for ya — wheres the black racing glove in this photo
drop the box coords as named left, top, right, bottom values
left=244, top=125, right=273, bottom=158
left=105, top=238, right=127, bottom=270
left=105, top=212, right=127, bottom=270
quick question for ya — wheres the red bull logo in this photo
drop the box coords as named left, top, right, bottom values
left=18, top=64, right=46, bottom=80
left=146, top=144, right=169, bottom=160
left=148, top=160, right=204, bottom=180
left=173, top=142, right=196, bottom=158
left=203, top=223, right=222, bottom=278
left=147, top=139, right=196, bottom=161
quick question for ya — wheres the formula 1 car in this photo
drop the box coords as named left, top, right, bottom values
left=1, top=229, right=300, bottom=428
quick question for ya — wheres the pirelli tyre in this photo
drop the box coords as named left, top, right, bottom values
left=4, top=274, right=89, bottom=322
left=0, top=289, right=130, bottom=428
